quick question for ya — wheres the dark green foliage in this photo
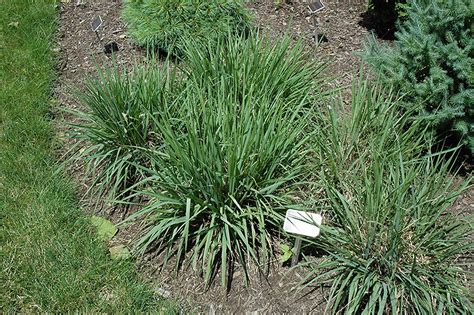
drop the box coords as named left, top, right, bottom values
left=369, top=0, right=408, bottom=18
left=364, top=0, right=474, bottom=154
left=368, top=0, right=408, bottom=37
left=122, top=0, right=251, bottom=55
left=365, top=0, right=408, bottom=40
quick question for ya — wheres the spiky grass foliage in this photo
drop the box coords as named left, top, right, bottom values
left=300, top=80, right=473, bottom=314
left=182, top=34, right=328, bottom=107
left=303, top=155, right=473, bottom=314
left=72, top=63, right=179, bottom=199
left=122, top=0, right=251, bottom=56
left=126, top=35, right=327, bottom=288
left=317, top=78, right=425, bottom=186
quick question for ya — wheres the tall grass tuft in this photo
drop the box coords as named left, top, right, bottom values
left=300, top=80, right=473, bottom=314
left=72, top=63, right=179, bottom=200
left=126, top=35, right=328, bottom=288
left=303, top=155, right=473, bottom=314
left=316, top=78, right=426, bottom=187
left=182, top=33, right=328, bottom=107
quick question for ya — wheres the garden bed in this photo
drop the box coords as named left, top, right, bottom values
left=54, top=0, right=473, bottom=313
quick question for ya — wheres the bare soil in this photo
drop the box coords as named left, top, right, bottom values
left=54, top=0, right=473, bottom=313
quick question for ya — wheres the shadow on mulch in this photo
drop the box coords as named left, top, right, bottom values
left=432, top=135, right=473, bottom=177
left=358, top=11, right=397, bottom=40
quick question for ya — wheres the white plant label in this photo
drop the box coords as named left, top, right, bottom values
left=283, top=209, right=322, bottom=238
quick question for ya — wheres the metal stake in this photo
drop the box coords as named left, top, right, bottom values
left=291, top=238, right=302, bottom=267
left=94, top=30, right=102, bottom=44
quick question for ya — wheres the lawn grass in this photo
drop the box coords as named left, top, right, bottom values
left=0, top=1, right=173, bottom=312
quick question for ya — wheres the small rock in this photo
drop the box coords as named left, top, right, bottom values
left=154, top=287, right=171, bottom=299
left=109, top=245, right=131, bottom=260
left=8, top=21, right=19, bottom=28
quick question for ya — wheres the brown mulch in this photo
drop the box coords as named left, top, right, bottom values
left=53, top=0, right=474, bottom=313
left=248, top=0, right=374, bottom=90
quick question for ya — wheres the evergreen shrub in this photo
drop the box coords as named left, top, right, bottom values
left=364, top=0, right=474, bottom=154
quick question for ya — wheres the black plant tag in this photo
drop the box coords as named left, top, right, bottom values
left=309, top=1, right=325, bottom=14
left=91, top=16, right=103, bottom=32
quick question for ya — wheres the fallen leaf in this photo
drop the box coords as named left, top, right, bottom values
left=90, top=216, right=118, bottom=241
left=279, top=243, right=293, bottom=263
left=109, top=245, right=131, bottom=260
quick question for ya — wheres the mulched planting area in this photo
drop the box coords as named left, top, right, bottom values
left=54, top=0, right=473, bottom=312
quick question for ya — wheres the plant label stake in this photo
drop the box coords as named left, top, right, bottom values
left=283, top=209, right=322, bottom=267
left=91, top=16, right=103, bottom=44
left=90, top=16, right=118, bottom=54
left=308, top=0, right=325, bottom=14
left=308, top=1, right=327, bottom=43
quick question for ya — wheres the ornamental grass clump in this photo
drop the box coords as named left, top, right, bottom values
left=317, top=78, right=425, bottom=186
left=300, top=80, right=473, bottom=314
left=72, top=63, right=179, bottom=199
left=302, top=155, right=473, bottom=314
left=127, top=35, right=328, bottom=288
left=122, top=0, right=251, bottom=56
